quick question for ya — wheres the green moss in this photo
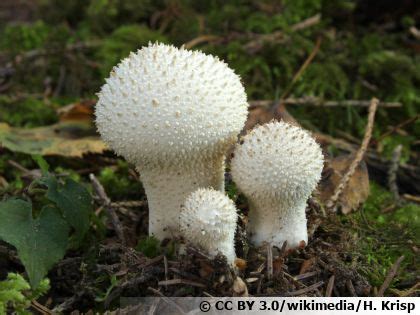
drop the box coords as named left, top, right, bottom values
left=97, top=24, right=167, bottom=77
left=347, top=182, right=419, bottom=287
left=0, top=97, right=57, bottom=127
left=0, top=21, right=50, bottom=54
left=97, top=160, right=142, bottom=200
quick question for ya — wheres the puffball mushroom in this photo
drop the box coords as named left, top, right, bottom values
left=231, top=121, right=324, bottom=249
left=180, top=188, right=238, bottom=264
left=95, top=42, right=248, bottom=240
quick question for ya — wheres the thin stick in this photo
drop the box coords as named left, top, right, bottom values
left=326, top=98, right=379, bottom=211
left=266, top=243, right=273, bottom=280
left=111, top=200, right=145, bottom=208
left=89, top=173, right=126, bottom=245
left=325, top=275, right=335, bottom=297
left=284, top=281, right=324, bottom=296
left=249, top=98, right=401, bottom=108
left=403, top=194, right=420, bottom=203
left=377, top=255, right=405, bottom=296
left=377, top=114, right=419, bottom=142
left=388, top=145, right=403, bottom=202
left=158, top=278, right=206, bottom=288
left=184, top=35, right=221, bottom=49
left=346, top=280, right=357, bottom=297
left=279, top=37, right=322, bottom=101
left=245, top=14, right=321, bottom=53
left=147, top=287, right=187, bottom=315
left=31, top=300, right=53, bottom=315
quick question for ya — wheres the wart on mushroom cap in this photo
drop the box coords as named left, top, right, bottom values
left=231, top=121, right=324, bottom=249
left=180, top=188, right=238, bottom=264
left=95, top=42, right=248, bottom=240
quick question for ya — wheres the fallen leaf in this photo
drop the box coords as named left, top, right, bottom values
left=57, top=99, right=95, bottom=122
left=0, top=121, right=107, bottom=157
left=234, top=258, right=247, bottom=270
left=244, top=103, right=298, bottom=132
left=319, top=155, right=370, bottom=214
left=299, top=257, right=316, bottom=274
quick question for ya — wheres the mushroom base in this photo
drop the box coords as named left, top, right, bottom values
left=247, top=199, right=308, bottom=249
left=139, top=158, right=225, bottom=240
left=207, top=242, right=236, bottom=265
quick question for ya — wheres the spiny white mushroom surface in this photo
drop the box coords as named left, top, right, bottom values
left=231, top=121, right=324, bottom=248
left=95, top=42, right=248, bottom=240
left=180, top=188, right=238, bottom=264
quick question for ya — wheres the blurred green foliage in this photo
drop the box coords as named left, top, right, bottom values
left=0, top=0, right=418, bottom=140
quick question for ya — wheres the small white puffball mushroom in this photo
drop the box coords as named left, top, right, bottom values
left=180, top=188, right=238, bottom=264
left=231, top=121, right=324, bottom=249
left=95, top=42, right=248, bottom=240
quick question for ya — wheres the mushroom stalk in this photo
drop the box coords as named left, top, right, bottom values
left=247, top=198, right=308, bottom=247
left=140, top=157, right=225, bottom=239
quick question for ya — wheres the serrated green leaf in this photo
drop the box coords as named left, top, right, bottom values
left=0, top=199, right=69, bottom=288
left=41, top=175, right=91, bottom=245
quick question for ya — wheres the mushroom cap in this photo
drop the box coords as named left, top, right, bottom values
left=95, top=42, right=248, bottom=167
left=180, top=188, right=237, bottom=242
left=231, top=121, right=324, bottom=201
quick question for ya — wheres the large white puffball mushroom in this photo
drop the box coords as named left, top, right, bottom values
left=180, top=188, right=238, bottom=264
left=231, top=121, right=324, bottom=249
left=95, top=42, right=248, bottom=240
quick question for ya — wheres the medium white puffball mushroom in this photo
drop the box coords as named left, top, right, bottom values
left=231, top=121, right=324, bottom=249
left=180, top=188, right=238, bottom=264
left=95, top=42, right=248, bottom=240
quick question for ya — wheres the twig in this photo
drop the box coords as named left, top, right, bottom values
left=158, top=278, right=206, bottom=288
left=249, top=97, right=401, bottom=108
left=388, top=145, right=403, bottom=203
left=326, top=98, right=379, bottom=211
left=266, top=243, right=273, bottom=280
left=403, top=194, right=420, bottom=203
left=294, top=271, right=318, bottom=281
left=245, top=14, right=321, bottom=53
left=279, top=37, right=322, bottom=101
left=89, top=173, right=126, bottom=245
left=377, top=114, right=419, bottom=142
left=147, top=287, right=187, bottom=315
left=163, top=255, right=168, bottom=290
left=31, top=300, right=53, bottom=315
left=325, top=275, right=335, bottom=297
left=377, top=255, right=405, bottom=296
left=110, top=200, right=145, bottom=208
left=184, top=35, right=221, bottom=49
left=284, top=281, right=324, bottom=296
left=346, top=280, right=357, bottom=297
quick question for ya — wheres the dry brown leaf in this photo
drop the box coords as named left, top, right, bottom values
left=0, top=122, right=107, bottom=158
left=57, top=99, right=96, bottom=122
left=299, top=257, right=316, bottom=274
left=319, top=155, right=370, bottom=214
left=234, top=258, right=247, bottom=271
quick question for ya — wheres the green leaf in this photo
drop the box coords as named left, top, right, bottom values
left=0, top=199, right=69, bottom=288
left=31, top=155, right=49, bottom=174
left=41, top=175, right=91, bottom=245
